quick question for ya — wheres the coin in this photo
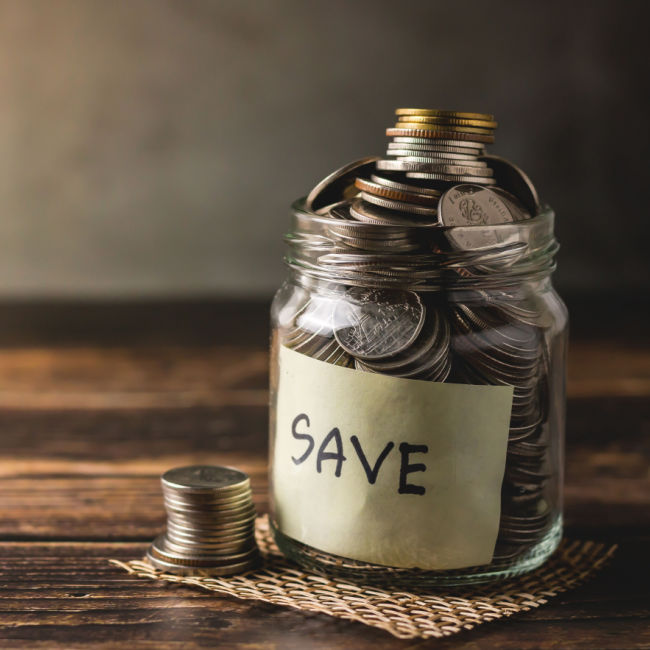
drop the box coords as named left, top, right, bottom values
left=349, top=198, right=438, bottom=227
left=387, top=127, right=495, bottom=143
left=395, top=114, right=498, bottom=128
left=354, top=177, right=440, bottom=206
left=480, top=154, right=541, bottom=215
left=359, top=192, right=439, bottom=217
left=356, top=306, right=450, bottom=381
left=148, top=464, right=261, bottom=576
left=395, top=120, right=496, bottom=136
left=391, top=136, right=486, bottom=149
left=145, top=550, right=260, bottom=576
left=377, top=160, right=492, bottom=176
left=370, top=174, right=441, bottom=196
left=333, top=287, right=425, bottom=360
left=305, top=157, right=379, bottom=212
left=395, top=108, right=495, bottom=121
left=407, top=171, right=496, bottom=185
left=386, top=148, right=481, bottom=161
left=391, top=156, right=488, bottom=168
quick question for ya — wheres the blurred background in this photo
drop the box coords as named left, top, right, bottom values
left=0, top=0, right=648, bottom=302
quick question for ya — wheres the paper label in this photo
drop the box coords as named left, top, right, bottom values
left=272, top=345, right=513, bottom=570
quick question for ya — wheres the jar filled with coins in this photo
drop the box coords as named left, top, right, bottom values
left=269, top=109, right=567, bottom=586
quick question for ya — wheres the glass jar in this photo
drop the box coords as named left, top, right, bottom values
left=269, top=200, right=567, bottom=587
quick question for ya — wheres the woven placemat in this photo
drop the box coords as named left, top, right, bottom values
left=111, top=516, right=616, bottom=640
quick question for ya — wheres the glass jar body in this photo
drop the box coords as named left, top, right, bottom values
left=269, top=215, right=567, bottom=587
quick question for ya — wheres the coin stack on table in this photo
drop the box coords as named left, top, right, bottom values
left=279, top=109, right=556, bottom=565
left=146, top=465, right=260, bottom=575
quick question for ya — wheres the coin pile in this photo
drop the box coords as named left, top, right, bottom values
left=279, top=108, right=556, bottom=562
left=448, top=292, right=549, bottom=556
left=146, top=465, right=260, bottom=575
left=304, top=108, right=540, bottom=258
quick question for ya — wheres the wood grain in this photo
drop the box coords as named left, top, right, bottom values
left=0, top=301, right=647, bottom=648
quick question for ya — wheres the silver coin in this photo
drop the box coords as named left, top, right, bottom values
left=305, top=157, right=379, bottom=212
left=377, top=160, right=492, bottom=176
left=165, top=518, right=257, bottom=537
left=333, top=287, right=425, bottom=360
left=390, top=136, right=486, bottom=149
left=145, top=549, right=260, bottom=576
left=152, top=536, right=259, bottom=564
left=480, top=154, right=540, bottom=215
left=165, top=503, right=257, bottom=522
left=162, top=466, right=249, bottom=494
left=331, top=232, right=420, bottom=254
left=162, top=491, right=253, bottom=509
left=386, top=148, right=481, bottom=161
left=349, top=198, right=438, bottom=227
left=391, top=156, right=487, bottom=169
left=387, top=142, right=483, bottom=155
left=370, top=174, right=441, bottom=197
left=406, top=172, right=496, bottom=185
left=357, top=307, right=450, bottom=380
left=437, top=184, right=524, bottom=250
left=359, top=191, right=438, bottom=217
left=162, top=536, right=257, bottom=556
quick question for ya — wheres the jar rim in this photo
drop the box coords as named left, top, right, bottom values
left=285, top=198, right=558, bottom=290
left=291, top=197, right=555, bottom=233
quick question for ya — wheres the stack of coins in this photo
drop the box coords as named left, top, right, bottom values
left=146, top=465, right=260, bottom=575
left=308, top=108, right=538, bottom=244
left=383, top=108, right=496, bottom=186
left=278, top=109, right=555, bottom=561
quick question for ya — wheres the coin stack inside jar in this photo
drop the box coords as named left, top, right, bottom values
left=280, top=108, right=555, bottom=564
left=146, top=465, right=260, bottom=575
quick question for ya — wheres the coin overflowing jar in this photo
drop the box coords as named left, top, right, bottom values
left=269, top=109, right=568, bottom=587
left=146, top=465, right=260, bottom=575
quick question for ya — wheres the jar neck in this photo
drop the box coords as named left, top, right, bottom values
left=284, top=200, right=558, bottom=292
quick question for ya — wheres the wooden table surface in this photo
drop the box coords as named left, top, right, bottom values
left=0, top=300, right=648, bottom=649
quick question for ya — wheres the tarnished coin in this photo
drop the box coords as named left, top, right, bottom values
left=355, top=177, right=440, bottom=206
left=305, top=157, right=379, bottom=212
left=334, top=287, right=425, bottom=360
left=162, top=466, right=249, bottom=494
left=480, top=154, right=541, bottom=215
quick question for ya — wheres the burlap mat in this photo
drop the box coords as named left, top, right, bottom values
left=110, top=516, right=616, bottom=640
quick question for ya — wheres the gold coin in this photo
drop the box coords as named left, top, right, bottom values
left=395, top=114, right=498, bottom=128
left=395, top=122, right=495, bottom=135
left=386, top=127, right=494, bottom=144
left=395, top=108, right=494, bottom=121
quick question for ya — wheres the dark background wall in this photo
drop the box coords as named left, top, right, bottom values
left=0, top=0, right=647, bottom=298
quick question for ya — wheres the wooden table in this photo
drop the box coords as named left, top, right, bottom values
left=0, top=300, right=648, bottom=649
